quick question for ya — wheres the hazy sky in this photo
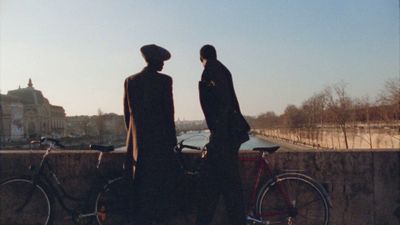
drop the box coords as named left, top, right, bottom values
left=0, top=0, right=398, bottom=120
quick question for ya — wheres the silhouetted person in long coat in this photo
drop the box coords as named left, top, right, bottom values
left=124, top=44, right=179, bottom=225
left=196, top=45, right=250, bottom=225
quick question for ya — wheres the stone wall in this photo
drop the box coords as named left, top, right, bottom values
left=0, top=150, right=399, bottom=225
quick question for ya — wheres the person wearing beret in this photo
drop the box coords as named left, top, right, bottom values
left=124, top=44, right=179, bottom=225
left=196, top=45, right=250, bottom=225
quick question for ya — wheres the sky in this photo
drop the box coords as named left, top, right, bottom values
left=0, top=0, right=399, bottom=120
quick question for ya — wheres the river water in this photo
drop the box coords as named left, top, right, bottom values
left=177, top=130, right=275, bottom=150
left=116, top=130, right=275, bottom=151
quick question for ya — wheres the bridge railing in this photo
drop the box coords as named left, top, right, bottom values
left=0, top=149, right=399, bottom=225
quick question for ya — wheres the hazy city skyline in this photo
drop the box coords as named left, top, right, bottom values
left=1, top=0, right=398, bottom=120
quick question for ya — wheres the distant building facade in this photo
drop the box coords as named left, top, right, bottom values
left=65, top=113, right=125, bottom=139
left=0, top=79, right=66, bottom=142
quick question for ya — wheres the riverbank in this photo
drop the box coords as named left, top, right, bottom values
left=254, top=127, right=400, bottom=150
left=257, top=133, right=400, bottom=152
left=255, top=134, right=313, bottom=151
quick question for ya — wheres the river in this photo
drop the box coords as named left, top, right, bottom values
left=177, top=130, right=275, bottom=150
left=116, top=130, right=275, bottom=151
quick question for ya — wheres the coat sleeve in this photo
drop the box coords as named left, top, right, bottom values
left=213, top=68, right=234, bottom=140
left=199, top=68, right=218, bottom=131
left=164, top=77, right=178, bottom=146
left=123, top=78, right=130, bottom=129
left=200, top=63, right=234, bottom=140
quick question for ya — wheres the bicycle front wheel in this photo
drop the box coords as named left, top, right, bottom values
left=256, top=175, right=329, bottom=225
left=0, top=177, right=53, bottom=225
left=95, top=177, right=134, bottom=225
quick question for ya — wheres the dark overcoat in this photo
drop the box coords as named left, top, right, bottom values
left=123, top=66, right=178, bottom=222
left=199, top=59, right=250, bottom=145
left=196, top=59, right=250, bottom=225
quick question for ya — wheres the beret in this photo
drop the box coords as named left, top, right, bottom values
left=140, top=44, right=171, bottom=61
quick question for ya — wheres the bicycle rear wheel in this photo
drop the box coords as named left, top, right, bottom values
left=0, top=177, right=53, bottom=225
left=256, top=174, right=329, bottom=225
left=95, top=177, right=134, bottom=225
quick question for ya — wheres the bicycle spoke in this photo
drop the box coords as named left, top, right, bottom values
left=295, top=213, right=325, bottom=225
left=296, top=197, right=322, bottom=208
left=288, top=178, right=299, bottom=203
left=0, top=178, right=52, bottom=225
left=16, top=186, right=36, bottom=212
left=297, top=212, right=325, bottom=220
left=96, top=177, right=133, bottom=225
left=261, top=209, right=289, bottom=217
left=256, top=176, right=328, bottom=225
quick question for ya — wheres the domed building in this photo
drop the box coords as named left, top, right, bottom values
left=0, top=79, right=65, bottom=141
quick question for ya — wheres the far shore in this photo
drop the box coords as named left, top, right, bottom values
left=255, top=134, right=313, bottom=151
left=257, top=134, right=400, bottom=152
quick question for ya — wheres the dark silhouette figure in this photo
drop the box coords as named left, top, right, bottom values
left=124, top=44, right=179, bottom=225
left=196, top=45, right=250, bottom=225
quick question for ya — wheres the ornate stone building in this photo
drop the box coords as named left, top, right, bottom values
left=0, top=79, right=66, bottom=141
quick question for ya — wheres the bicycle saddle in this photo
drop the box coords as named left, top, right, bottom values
left=252, top=146, right=280, bottom=154
left=90, top=144, right=114, bottom=152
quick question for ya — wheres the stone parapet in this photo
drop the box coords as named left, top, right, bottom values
left=0, top=149, right=399, bottom=225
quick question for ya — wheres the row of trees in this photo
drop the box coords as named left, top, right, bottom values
left=247, top=78, right=399, bottom=149
left=65, top=110, right=126, bottom=145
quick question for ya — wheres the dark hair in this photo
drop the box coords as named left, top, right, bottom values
left=200, top=45, right=217, bottom=60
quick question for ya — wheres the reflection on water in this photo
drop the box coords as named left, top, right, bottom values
left=116, top=130, right=275, bottom=151
left=178, top=130, right=274, bottom=150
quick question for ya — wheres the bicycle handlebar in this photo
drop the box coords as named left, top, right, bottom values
left=175, top=140, right=203, bottom=153
left=30, top=137, right=65, bottom=149
left=29, top=137, right=116, bottom=170
left=181, top=144, right=202, bottom=151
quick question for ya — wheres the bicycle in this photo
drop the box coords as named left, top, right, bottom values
left=0, top=137, right=133, bottom=225
left=174, top=138, right=332, bottom=225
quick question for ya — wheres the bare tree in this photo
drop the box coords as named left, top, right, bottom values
left=114, top=116, right=127, bottom=137
left=377, top=78, right=400, bottom=144
left=378, top=77, right=400, bottom=121
left=282, top=105, right=306, bottom=128
left=250, top=78, right=398, bottom=149
left=282, top=105, right=307, bottom=143
left=325, top=82, right=353, bottom=149
left=96, top=108, right=106, bottom=143
left=78, top=117, right=90, bottom=136
left=301, top=92, right=329, bottom=146
left=354, top=96, right=373, bottom=148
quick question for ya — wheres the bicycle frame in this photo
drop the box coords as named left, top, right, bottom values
left=176, top=140, right=331, bottom=225
left=241, top=152, right=333, bottom=223
left=29, top=144, right=112, bottom=217
left=240, top=152, right=300, bottom=216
